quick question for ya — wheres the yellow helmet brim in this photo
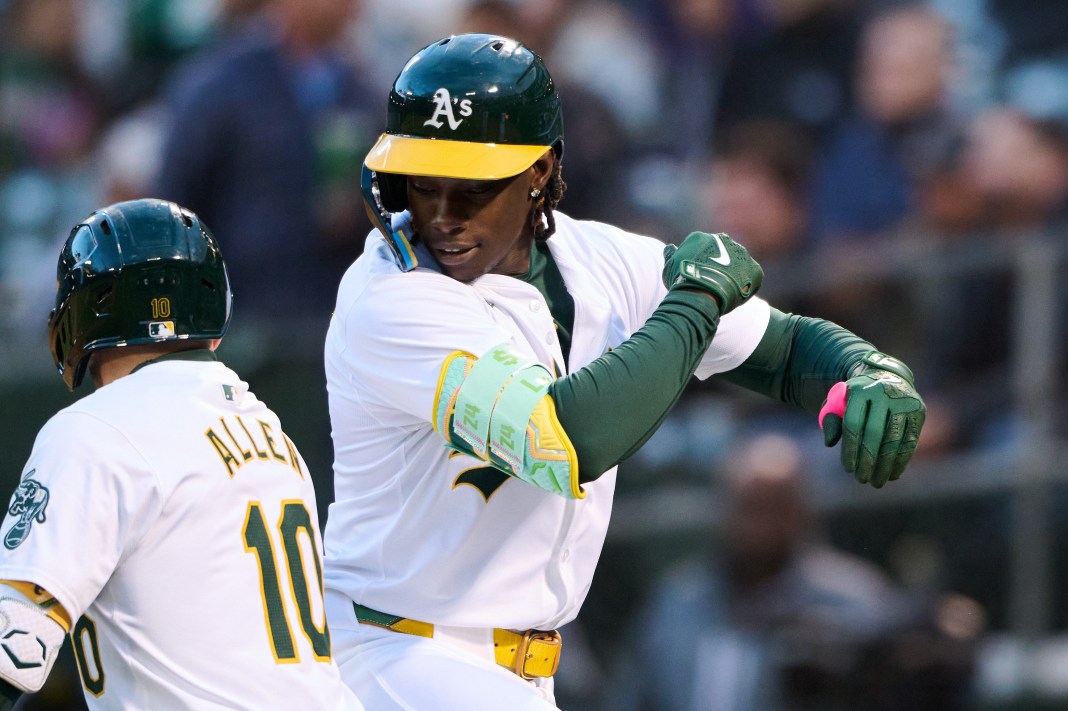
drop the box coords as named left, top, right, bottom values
left=365, top=133, right=552, bottom=180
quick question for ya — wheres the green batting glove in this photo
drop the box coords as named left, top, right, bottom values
left=819, top=352, right=926, bottom=488
left=662, top=232, right=763, bottom=315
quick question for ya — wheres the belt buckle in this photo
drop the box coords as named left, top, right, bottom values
left=514, top=629, right=562, bottom=680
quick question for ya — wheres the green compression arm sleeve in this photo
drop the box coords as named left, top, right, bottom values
left=548, top=289, right=720, bottom=482
left=717, top=307, right=875, bottom=415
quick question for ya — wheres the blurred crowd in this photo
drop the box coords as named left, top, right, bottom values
left=2, top=0, right=1068, bottom=709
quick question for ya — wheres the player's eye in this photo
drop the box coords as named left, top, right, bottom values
left=466, top=179, right=506, bottom=197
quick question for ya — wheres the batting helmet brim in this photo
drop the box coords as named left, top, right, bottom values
left=365, top=133, right=552, bottom=180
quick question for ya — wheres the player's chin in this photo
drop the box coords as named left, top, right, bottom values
left=436, top=251, right=486, bottom=282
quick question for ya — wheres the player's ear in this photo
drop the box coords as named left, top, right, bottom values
left=530, top=150, right=555, bottom=193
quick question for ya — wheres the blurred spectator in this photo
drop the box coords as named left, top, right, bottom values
left=519, top=0, right=664, bottom=140
left=642, top=0, right=758, bottom=165
left=604, top=434, right=910, bottom=711
left=95, top=104, right=167, bottom=205
left=988, top=0, right=1068, bottom=123
left=697, top=119, right=816, bottom=310
left=119, top=0, right=231, bottom=108
left=73, top=0, right=270, bottom=115
left=716, top=0, right=863, bottom=149
left=153, top=0, right=378, bottom=330
left=455, top=0, right=634, bottom=226
left=905, top=105, right=1068, bottom=448
left=603, top=433, right=980, bottom=711
left=354, top=0, right=473, bottom=93
left=960, top=106, right=1068, bottom=231
left=152, top=0, right=380, bottom=529
left=624, top=0, right=761, bottom=233
left=457, top=0, right=524, bottom=39
left=512, top=0, right=670, bottom=230
left=925, top=0, right=1003, bottom=116
left=0, top=0, right=106, bottom=342
left=910, top=135, right=987, bottom=239
left=874, top=534, right=987, bottom=710
left=0, top=0, right=101, bottom=175
left=812, top=3, right=962, bottom=243
left=799, top=4, right=965, bottom=386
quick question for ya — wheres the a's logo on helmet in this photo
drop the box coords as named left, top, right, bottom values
left=4, top=471, right=50, bottom=550
left=423, top=88, right=473, bottom=131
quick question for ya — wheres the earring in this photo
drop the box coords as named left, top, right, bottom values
left=530, top=188, right=542, bottom=199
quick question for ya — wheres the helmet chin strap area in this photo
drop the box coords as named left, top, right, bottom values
left=361, top=165, right=418, bottom=272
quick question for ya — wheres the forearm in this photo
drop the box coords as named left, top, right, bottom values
left=433, top=230, right=760, bottom=495
left=549, top=289, right=721, bottom=480
left=717, top=307, right=875, bottom=415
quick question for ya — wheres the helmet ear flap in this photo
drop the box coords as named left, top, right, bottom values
left=378, top=173, right=408, bottom=213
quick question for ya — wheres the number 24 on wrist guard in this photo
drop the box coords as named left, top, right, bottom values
left=433, top=342, right=583, bottom=499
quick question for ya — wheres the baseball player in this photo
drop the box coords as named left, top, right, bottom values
left=0, top=199, right=363, bottom=710
left=322, top=34, right=926, bottom=710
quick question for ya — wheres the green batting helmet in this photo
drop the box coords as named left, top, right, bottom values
left=48, top=198, right=233, bottom=390
left=362, top=33, right=563, bottom=271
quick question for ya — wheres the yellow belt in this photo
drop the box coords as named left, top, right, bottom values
left=352, top=603, right=562, bottom=680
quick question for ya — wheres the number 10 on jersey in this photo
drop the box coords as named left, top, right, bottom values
left=242, top=500, right=331, bottom=662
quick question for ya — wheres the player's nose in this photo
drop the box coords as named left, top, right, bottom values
left=426, top=197, right=467, bottom=235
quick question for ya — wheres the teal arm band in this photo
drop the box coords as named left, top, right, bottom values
left=436, top=290, right=721, bottom=491
left=486, top=364, right=553, bottom=474
left=488, top=365, right=579, bottom=497
left=717, top=307, right=876, bottom=415
left=452, top=342, right=537, bottom=458
left=433, top=343, right=583, bottom=499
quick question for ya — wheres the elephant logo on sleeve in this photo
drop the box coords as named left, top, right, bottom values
left=4, top=472, right=50, bottom=550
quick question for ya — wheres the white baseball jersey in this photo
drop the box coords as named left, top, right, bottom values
left=0, top=356, right=363, bottom=710
left=323, top=212, right=771, bottom=631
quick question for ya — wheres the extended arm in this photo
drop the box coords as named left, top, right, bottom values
left=551, top=230, right=765, bottom=479
left=433, top=232, right=762, bottom=496
left=717, top=307, right=874, bottom=413
left=719, top=308, right=926, bottom=487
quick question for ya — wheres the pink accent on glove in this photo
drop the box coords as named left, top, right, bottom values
left=819, top=381, right=848, bottom=428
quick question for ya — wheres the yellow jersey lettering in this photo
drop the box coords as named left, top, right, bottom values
left=211, top=416, right=304, bottom=478
left=206, top=428, right=241, bottom=477
left=283, top=434, right=304, bottom=479
left=259, top=420, right=287, bottom=463
left=237, top=416, right=269, bottom=460
left=220, top=417, right=253, bottom=462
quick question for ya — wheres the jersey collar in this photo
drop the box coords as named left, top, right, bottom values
left=130, top=347, right=218, bottom=374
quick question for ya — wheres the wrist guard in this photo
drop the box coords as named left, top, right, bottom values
left=0, top=590, right=66, bottom=693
